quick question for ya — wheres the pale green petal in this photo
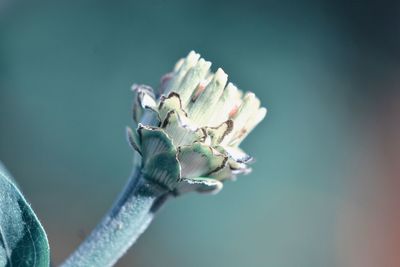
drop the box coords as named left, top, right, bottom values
left=175, top=58, right=211, bottom=106
left=158, top=92, right=186, bottom=123
left=174, top=177, right=223, bottom=195
left=208, top=163, right=236, bottom=181
left=209, top=160, right=251, bottom=181
left=187, top=68, right=228, bottom=126
left=208, top=82, right=242, bottom=126
left=224, top=92, right=260, bottom=146
left=222, top=146, right=253, bottom=163
left=210, top=146, right=253, bottom=180
left=161, top=110, right=206, bottom=147
left=203, top=119, right=233, bottom=146
left=232, top=107, right=267, bottom=146
left=177, top=142, right=227, bottom=178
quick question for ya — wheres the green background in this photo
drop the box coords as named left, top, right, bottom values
left=1, top=1, right=399, bottom=266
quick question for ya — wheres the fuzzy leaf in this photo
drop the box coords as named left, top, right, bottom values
left=0, top=162, right=50, bottom=267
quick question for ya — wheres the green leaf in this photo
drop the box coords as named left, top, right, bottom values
left=0, top=162, right=50, bottom=267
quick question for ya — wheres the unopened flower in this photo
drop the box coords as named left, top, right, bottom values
left=127, top=51, right=266, bottom=195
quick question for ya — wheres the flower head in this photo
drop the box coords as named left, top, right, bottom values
left=127, top=51, right=266, bottom=195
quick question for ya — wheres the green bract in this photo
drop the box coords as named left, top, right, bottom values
left=127, top=51, right=266, bottom=195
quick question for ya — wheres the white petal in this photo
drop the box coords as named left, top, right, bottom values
left=164, top=51, right=200, bottom=94
left=233, top=107, right=267, bottom=146
left=187, top=68, right=228, bottom=126
left=175, top=58, right=211, bottom=106
left=224, top=92, right=260, bottom=145
left=208, top=83, right=242, bottom=126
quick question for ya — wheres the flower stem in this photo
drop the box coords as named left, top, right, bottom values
left=60, top=167, right=170, bottom=267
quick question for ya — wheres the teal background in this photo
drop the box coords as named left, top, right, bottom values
left=1, top=1, right=400, bottom=267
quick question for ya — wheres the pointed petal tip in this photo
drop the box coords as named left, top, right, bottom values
left=245, top=91, right=255, bottom=98
left=203, top=60, right=212, bottom=69
left=195, top=59, right=212, bottom=75
left=226, top=82, right=236, bottom=89
left=215, top=68, right=228, bottom=82
left=188, top=50, right=198, bottom=56
left=243, top=92, right=258, bottom=104
left=226, top=82, right=241, bottom=96
left=197, top=57, right=206, bottom=65
left=259, top=107, right=267, bottom=118
left=196, top=58, right=212, bottom=73
left=187, top=51, right=200, bottom=63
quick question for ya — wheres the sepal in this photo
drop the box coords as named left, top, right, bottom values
left=126, top=126, right=141, bottom=156
left=142, top=152, right=180, bottom=191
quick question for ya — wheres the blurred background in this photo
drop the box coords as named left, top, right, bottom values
left=1, top=0, right=400, bottom=266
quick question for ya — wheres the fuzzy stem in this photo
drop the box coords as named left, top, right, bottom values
left=60, top=168, right=170, bottom=267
